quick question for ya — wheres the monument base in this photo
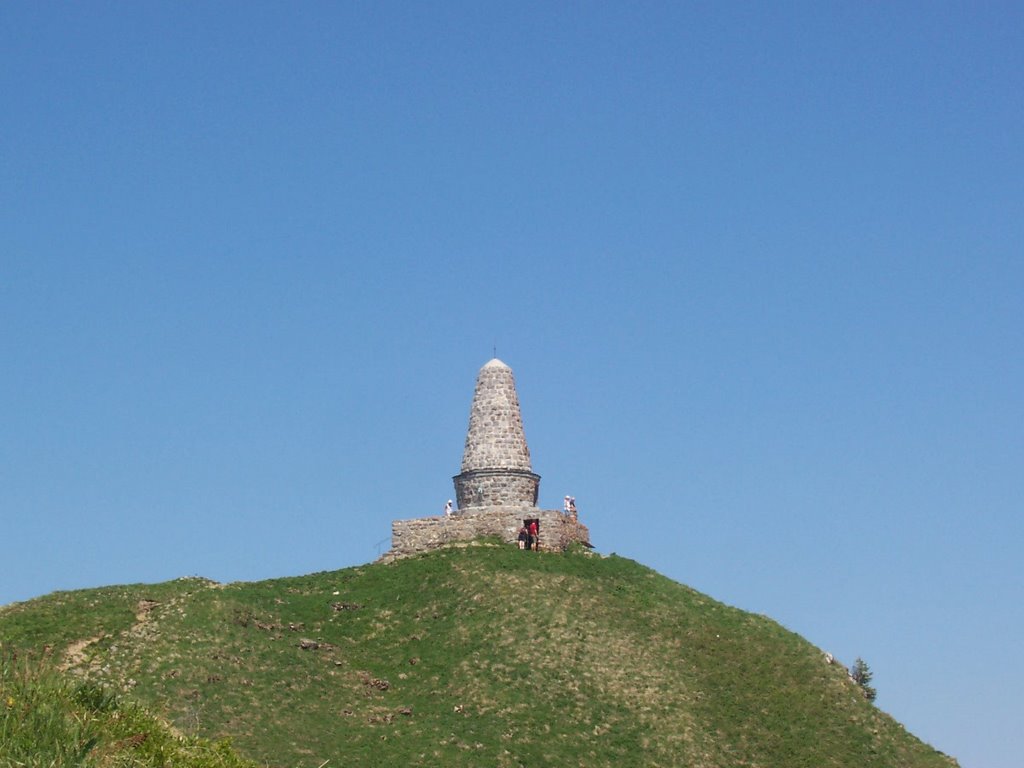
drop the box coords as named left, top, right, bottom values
left=379, top=506, right=590, bottom=563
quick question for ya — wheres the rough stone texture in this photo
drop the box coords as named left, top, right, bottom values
left=380, top=507, right=590, bottom=562
left=454, top=359, right=540, bottom=508
left=453, top=468, right=539, bottom=509
left=460, top=359, right=533, bottom=472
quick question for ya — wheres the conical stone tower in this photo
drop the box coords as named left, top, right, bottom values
left=381, top=357, right=590, bottom=561
left=453, top=358, right=540, bottom=510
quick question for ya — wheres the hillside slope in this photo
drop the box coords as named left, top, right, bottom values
left=1, top=648, right=259, bottom=768
left=0, top=544, right=957, bottom=768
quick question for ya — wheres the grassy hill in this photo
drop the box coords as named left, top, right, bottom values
left=0, top=542, right=957, bottom=767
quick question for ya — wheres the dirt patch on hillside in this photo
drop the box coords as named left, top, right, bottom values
left=59, top=599, right=163, bottom=672
left=60, top=634, right=103, bottom=671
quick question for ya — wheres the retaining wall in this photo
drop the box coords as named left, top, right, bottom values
left=380, top=507, right=590, bottom=562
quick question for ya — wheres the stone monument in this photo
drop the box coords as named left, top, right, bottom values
left=453, top=358, right=540, bottom=510
left=380, top=358, right=590, bottom=561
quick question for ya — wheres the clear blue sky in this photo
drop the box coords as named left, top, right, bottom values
left=2, top=3, right=1021, bottom=766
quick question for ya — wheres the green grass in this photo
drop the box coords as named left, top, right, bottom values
left=0, top=646, right=258, bottom=768
left=1, top=544, right=958, bottom=768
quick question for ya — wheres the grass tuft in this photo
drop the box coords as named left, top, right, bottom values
left=0, top=645, right=258, bottom=767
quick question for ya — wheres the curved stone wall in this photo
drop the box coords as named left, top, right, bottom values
left=453, top=468, right=539, bottom=510
left=381, top=507, right=590, bottom=562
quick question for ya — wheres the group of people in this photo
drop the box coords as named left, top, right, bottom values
left=517, top=520, right=540, bottom=551
left=563, top=495, right=577, bottom=518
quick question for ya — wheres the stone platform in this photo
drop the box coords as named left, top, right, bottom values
left=379, top=506, right=590, bottom=563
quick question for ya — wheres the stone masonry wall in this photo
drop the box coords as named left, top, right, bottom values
left=453, top=469, right=540, bottom=510
left=380, top=507, right=590, bottom=563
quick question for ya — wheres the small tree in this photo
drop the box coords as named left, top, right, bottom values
left=850, top=657, right=877, bottom=701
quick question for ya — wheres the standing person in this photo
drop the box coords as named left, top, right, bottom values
left=528, top=520, right=539, bottom=551
left=444, top=500, right=453, bottom=517
left=569, top=496, right=577, bottom=519
left=564, top=495, right=571, bottom=514
left=517, top=525, right=528, bottom=550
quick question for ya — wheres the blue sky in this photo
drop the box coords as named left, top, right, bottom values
left=2, top=3, right=1021, bottom=766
